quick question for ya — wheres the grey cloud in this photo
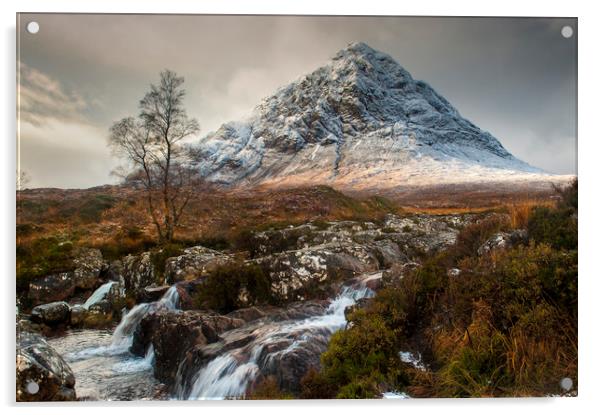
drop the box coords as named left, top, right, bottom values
left=19, top=63, right=91, bottom=126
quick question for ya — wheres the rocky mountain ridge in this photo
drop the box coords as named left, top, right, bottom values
left=192, top=42, right=571, bottom=194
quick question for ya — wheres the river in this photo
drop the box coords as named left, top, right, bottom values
left=47, top=277, right=376, bottom=400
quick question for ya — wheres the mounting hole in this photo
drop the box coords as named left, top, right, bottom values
left=560, top=377, right=573, bottom=391
left=561, top=25, right=574, bottom=39
left=26, top=21, right=40, bottom=34
left=26, top=381, right=39, bottom=394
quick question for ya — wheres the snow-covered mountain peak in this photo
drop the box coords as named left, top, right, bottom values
left=192, top=43, right=570, bottom=194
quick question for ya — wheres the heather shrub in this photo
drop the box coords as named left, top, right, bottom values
left=193, top=262, right=272, bottom=313
left=527, top=207, right=577, bottom=250
left=315, top=310, right=407, bottom=398
left=247, top=376, right=293, bottom=400
left=16, top=236, right=75, bottom=292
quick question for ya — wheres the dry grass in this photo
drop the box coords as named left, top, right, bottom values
left=16, top=184, right=559, bottom=262
left=506, top=200, right=555, bottom=229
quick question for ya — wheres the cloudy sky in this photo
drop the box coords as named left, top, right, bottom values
left=17, top=14, right=577, bottom=188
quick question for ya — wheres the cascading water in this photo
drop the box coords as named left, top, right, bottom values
left=83, top=281, right=116, bottom=309
left=111, top=285, right=180, bottom=350
left=178, top=278, right=375, bottom=400
left=48, top=285, right=180, bottom=400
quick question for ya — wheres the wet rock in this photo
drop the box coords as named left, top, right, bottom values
left=72, top=248, right=106, bottom=290
left=30, top=302, right=71, bottom=326
left=260, top=339, right=326, bottom=393
left=69, top=305, right=87, bottom=326
left=131, top=310, right=245, bottom=385
left=28, top=272, right=75, bottom=306
left=82, top=300, right=114, bottom=328
left=16, top=331, right=76, bottom=401
left=122, top=252, right=156, bottom=300
left=171, top=279, right=205, bottom=310
left=362, top=272, right=383, bottom=291
left=226, top=306, right=280, bottom=323
left=141, top=285, right=170, bottom=302
left=176, top=300, right=334, bottom=397
left=164, top=246, right=233, bottom=284
left=477, top=229, right=528, bottom=256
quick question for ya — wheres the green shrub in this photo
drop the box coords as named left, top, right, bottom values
left=300, top=367, right=338, bottom=399
left=527, top=207, right=577, bottom=250
left=194, top=235, right=230, bottom=251
left=77, top=195, right=117, bottom=222
left=16, top=236, right=75, bottom=293
left=317, top=310, right=407, bottom=398
left=555, top=179, right=577, bottom=211
left=232, top=226, right=306, bottom=258
left=311, top=219, right=331, bottom=231
left=194, top=262, right=272, bottom=313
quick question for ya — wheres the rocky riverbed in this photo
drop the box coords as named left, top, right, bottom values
left=17, top=212, right=510, bottom=401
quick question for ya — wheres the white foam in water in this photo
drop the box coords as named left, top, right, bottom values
left=111, top=286, right=180, bottom=350
left=83, top=281, right=116, bottom=309
left=68, top=286, right=180, bottom=361
left=112, top=345, right=156, bottom=373
left=382, top=391, right=410, bottom=399
left=186, top=354, right=261, bottom=400
left=182, top=279, right=375, bottom=400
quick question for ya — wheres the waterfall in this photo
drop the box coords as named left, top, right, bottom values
left=111, top=286, right=180, bottom=350
left=179, top=278, right=376, bottom=400
left=83, top=281, right=116, bottom=309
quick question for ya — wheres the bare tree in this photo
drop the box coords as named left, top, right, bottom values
left=109, top=70, right=200, bottom=243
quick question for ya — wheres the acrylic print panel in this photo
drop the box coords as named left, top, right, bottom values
left=16, top=14, right=577, bottom=401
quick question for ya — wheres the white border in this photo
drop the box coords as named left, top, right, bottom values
left=3, top=1, right=601, bottom=414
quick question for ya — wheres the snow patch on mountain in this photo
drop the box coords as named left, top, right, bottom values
left=191, top=42, right=572, bottom=191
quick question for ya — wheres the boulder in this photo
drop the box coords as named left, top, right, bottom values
left=16, top=331, right=76, bottom=401
left=122, top=252, right=156, bottom=300
left=72, top=248, right=106, bottom=290
left=28, top=272, right=75, bottom=306
left=477, top=229, right=528, bottom=256
left=81, top=300, right=114, bottom=328
left=381, top=213, right=472, bottom=255
left=141, top=285, right=171, bottom=303
left=255, top=244, right=380, bottom=302
left=131, top=310, right=245, bottom=385
left=164, top=246, right=232, bottom=284
left=30, top=302, right=71, bottom=326
left=369, top=239, right=406, bottom=268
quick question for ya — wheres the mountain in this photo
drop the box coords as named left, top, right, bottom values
left=191, top=42, right=571, bottom=195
